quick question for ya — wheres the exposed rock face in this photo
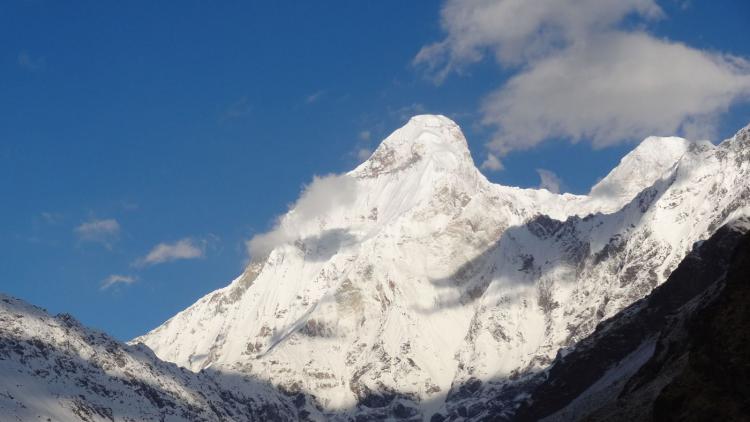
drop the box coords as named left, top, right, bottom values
left=134, top=115, right=750, bottom=420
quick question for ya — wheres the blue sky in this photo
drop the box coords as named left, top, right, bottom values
left=2, top=0, right=749, bottom=340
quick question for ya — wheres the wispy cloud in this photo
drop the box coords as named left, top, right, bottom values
left=220, top=96, right=253, bottom=122
left=135, top=238, right=205, bottom=267
left=389, top=103, right=427, bottom=121
left=18, top=51, right=45, bottom=72
left=347, top=130, right=374, bottom=163
left=246, top=174, right=357, bottom=260
left=536, top=168, right=563, bottom=194
left=74, top=218, right=120, bottom=249
left=480, top=153, right=504, bottom=172
left=100, top=274, right=137, bottom=290
left=120, top=200, right=139, bottom=211
left=40, top=211, right=62, bottom=224
left=305, top=90, right=325, bottom=104
left=356, top=148, right=373, bottom=161
left=416, top=0, right=750, bottom=157
left=358, top=130, right=371, bottom=141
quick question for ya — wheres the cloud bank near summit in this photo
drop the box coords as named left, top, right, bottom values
left=415, top=0, right=750, bottom=169
left=246, top=174, right=358, bottom=260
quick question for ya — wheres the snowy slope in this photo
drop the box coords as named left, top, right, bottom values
left=135, top=115, right=750, bottom=419
left=0, top=294, right=315, bottom=421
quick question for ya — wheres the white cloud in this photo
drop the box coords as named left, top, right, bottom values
left=390, top=103, right=427, bottom=121
left=100, top=274, right=136, bottom=290
left=358, top=130, right=371, bottom=141
left=482, top=33, right=750, bottom=153
left=356, top=148, right=373, bottom=161
left=221, top=96, right=252, bottom=121
left=480, top=153, right=504, bottom=171
left=536, top=168, right=563, bottom=193
left=40, top=212, right=61, bottom=224
left=416, top=0, right=750, bottom=157
left=305, top=90, right=325, bottom=104
left=287, top=174, right=358, bottom=222
left=135, top=238, right=205, bottom=267
left=350, top=131, right=373, bottom=163
left=18, top=51, right=45, bottom=72
left=415, top=0, right=661, bottom=81
left=74, top=218, right=120, bottom=248
left=246, top=174, right=357, bottom=260
left=120, top=200, right=139, bottom=211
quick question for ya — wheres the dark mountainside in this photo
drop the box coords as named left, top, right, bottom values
left=493, top=219, right=750, bottom=422
left=636, top=224, right=750, bottom=422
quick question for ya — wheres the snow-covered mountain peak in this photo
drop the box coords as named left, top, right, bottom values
left=135, top=119, right=750, bottom=420
left=352, top=114, right=475, bottom=179
left=589, top=135, right=693, bottom=210
left=722, top=121, right=750, bottom=153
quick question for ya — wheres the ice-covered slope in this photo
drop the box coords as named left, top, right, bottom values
left=135, top=116, right=750, bottom=419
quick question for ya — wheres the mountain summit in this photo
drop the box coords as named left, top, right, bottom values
left=353, top=115, right=475, bottom=179
left=588, top=136, right=694, bottom=211
left=134, top=116, right=750, bottom=419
